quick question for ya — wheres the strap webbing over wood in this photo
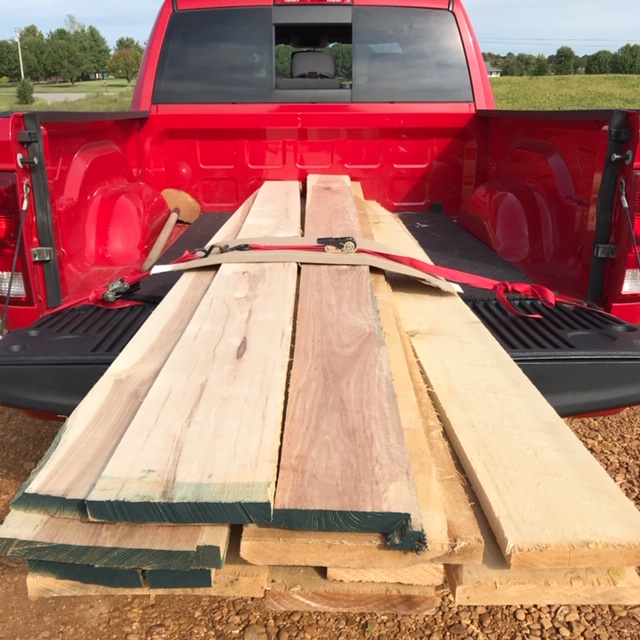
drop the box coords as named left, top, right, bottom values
left=151, top=236, right=563, bottom=319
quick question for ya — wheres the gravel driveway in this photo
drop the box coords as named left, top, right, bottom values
left=33, top=92, right=89, bottom=103
left=2, top=406, right=640, bottom=639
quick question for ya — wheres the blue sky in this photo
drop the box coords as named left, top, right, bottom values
left=2, top=0, right=640, bottom=55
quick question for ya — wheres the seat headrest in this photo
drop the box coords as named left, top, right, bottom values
left=291, top=51, right=336, bottom=79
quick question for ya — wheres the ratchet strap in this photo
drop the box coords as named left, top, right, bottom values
left=151, top=235, right=565, bottom=319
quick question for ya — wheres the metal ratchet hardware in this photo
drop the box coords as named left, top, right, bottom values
left=317, top=236, right=357, bottom=253
left=102, top=278, right=131, bottom=303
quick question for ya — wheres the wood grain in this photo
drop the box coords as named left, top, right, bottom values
left=365, top=200, right=640, bottom=569
left=85, top=182, right=301, bottom=524
left=0, top=510, right=229, bottom=570
left=445, top=507, right=640, bottom=605
left=12, top=193, right=258, bottom=519
left=265, top=566, right=437, bottom=614
left=327, top=564, right=444, bottom=587
left=272, top=175, right=424, bottom=550
left=25, top=528, right=268, bottom=597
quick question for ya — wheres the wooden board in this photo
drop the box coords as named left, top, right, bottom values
left=28, top=560, right=145, bottom=589
left=327, top=564, right=444, bottom=587
left=26, top=530, right=268, bottom=598
left=0, top=510, right=229, bottom=570
left=364, top=200, right=640, bottom=569
left=445, top=509, right=640, bottom=605
left=272, top=175, right=423, bottom=551
left=353, top=183, right=483, bottom=565
left=84, top=182, right=301, bottom=524
left=12, top=193, right=258, bottom=519
left=265, top=566, right=437, bottom=614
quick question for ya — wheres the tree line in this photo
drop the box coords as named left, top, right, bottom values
left=0, top=15, right=145, bottom=85
left=485, top=44, right=640, bottom=76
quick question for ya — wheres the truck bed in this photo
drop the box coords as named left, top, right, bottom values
left=1, top=212, right=639, bottom=417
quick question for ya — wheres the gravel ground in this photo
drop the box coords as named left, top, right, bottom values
left=33, top=93, right=89, bottom=103
left=2, top=405, right=640, bottom=640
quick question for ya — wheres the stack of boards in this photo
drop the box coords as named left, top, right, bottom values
left=2, top=176, right=640, bottom=613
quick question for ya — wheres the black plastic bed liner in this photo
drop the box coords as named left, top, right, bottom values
left=1, top=211, right=640, bottom=417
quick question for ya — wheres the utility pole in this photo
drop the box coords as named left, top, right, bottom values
left=15, top=29, right=25, bottom=81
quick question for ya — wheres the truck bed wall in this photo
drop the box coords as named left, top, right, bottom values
left=137, top=106, right=617, bottom=302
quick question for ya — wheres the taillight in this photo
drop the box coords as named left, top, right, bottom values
left=616, top=170, right=640, bottom=297
left=274, top=0, right=351, bottom=4
left=0, top=172, right=27, bottom=300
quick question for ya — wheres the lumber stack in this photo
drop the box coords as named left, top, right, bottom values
left=2, top=176, right=640, bottom=610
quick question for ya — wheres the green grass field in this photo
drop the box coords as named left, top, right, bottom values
left=490, top=74, right=640, bottom=110
left=0, top=75, right=639, bottom=112
left=0, top=79, right=133, bottom=112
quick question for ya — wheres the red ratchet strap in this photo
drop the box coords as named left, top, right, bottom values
left=186, top=236, right=563, bottom=319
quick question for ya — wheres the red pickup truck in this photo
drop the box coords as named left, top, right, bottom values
left=0, top=0, right=639, bottom=417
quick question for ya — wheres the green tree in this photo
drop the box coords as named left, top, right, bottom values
left=115, top=37, right=145, bottom=56
left=0, top=40, right=20, bottom=80
left=19, top=25, right=47, bottom=80
left=275, top=44, right=295, bottom=78
left=108, top=48, right=143, bottom=83
left=44, top=28, right=88, bottom=83
left=553, top=46, right=576, bottom=75
left=585, top=50, right=613, bottom=75
left=611, top=44, right=640, bottom=74
left=15, top=78, right=34, bottom=104
left=532, top=54, right=549, bottom=76
left=331, top=43, right=352, bottom=81
left=500, top=53, right=524, bottom=77
left=83, top=26, right=111, bottom=76
left=515, top=53, right=536, bottom=76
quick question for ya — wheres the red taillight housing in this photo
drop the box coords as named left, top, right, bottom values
left=274, top=0, right=351, bottom=4
left=0, top=172, right=27, bottom=302
left=619, top=170, right=640, bottom=298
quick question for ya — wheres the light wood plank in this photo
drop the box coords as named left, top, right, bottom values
left=354, top=183, right=482, bottom=564
left=26, top=531, right=268, bottom=598
left=12, top=195, right=257, bottom=519
left=265, top=566, right=437, bottom=614
left=272, top=175, right=423, bottom=550
left=445, top=509, right=640, bottom=605
left=85, top=182, right=301, bottom=524
left=327, top=564, right=445, bottom=587
left=365, top=200, right=640, bottom=569
left=0, top=510, right=229, bottom=570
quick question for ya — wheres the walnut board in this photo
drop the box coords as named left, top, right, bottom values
left=272, top=175, right=424, bottom=551
left=364, top=199, right=640, bottom=570
left=12, top=192, right=258, bottom=519
left=84, top=181, right=301, bottom=524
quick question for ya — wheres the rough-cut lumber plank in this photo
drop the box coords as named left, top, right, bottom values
left=12, top=195, right=257, bottom=519
left=327, top=564, right=445, bottom=587
left=27, top=560, right=144, bottom=589
left=84, top=182, right=300, bottom=524
left=265, top=566, right=437, bottom=614
left=26, top=531, right=268, bottom=598
left=354, top=183, right=481, bottom=563
left=145, top=569, right=213, bottom=589
left=272, top=175, right=423, bottom=550
left=0, top=510, right=229, bottom=570
left=445, top=508, right=640, bottom=605
left=446, top=562, right=640, bottom=607
left=365, top=200, right=640, bottom=569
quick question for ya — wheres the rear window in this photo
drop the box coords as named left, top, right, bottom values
left=153, top=8, right=273, bottom=104
left=153, top=7, right=472, bottom=104
left=353, top=8, right=473, bottom=102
